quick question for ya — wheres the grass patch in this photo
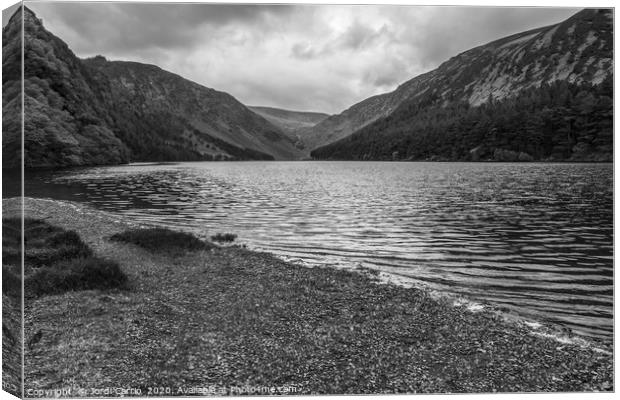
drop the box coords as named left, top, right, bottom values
left=210, top=233, right=237, bottom=243
left=2, top=217, right=127, bottom=298
left=110, top=227, right=214, bottom=252
left=3, top=218, right=92, bottom=267
left=2, top=265, right=21, bottom=297
left=2, top=217, right=22, bottom=266
left=25, top=257, right=126, bottom=297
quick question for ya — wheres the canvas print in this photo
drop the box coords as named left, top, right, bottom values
left=1, top=0, right=614, bottom=397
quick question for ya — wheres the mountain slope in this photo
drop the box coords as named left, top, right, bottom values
left=309, top=8, right=613, bottom=155
left=2, top=5, right=23, bottom=168
left=248, top=106, right=329, bottom=131
left=2, top=7, right=302, bottom=168
left=301, top=75, right=433, bottom=151
left=248, top=106, right=329, bottom=154
left=312, top=78, right=613, bottom=161
left=83, top=58, right=304, bottom=161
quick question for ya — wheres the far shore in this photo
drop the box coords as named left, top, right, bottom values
left=2, top=197, right=613, bottom=394
left=0, top=158, right=615, bottom=175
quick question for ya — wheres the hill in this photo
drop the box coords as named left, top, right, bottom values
left=248, top=106, right=329, bottom=151
left=311, top=8, right=613, bottom=161
left=2, top=6, right=303, bottom=168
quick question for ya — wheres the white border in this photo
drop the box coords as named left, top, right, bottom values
left=0, top=1, right=616, bottom=400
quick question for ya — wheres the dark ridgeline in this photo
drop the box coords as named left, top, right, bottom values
left=310, top=9, right=613, bottom=162
left=2, top=7, right=304, bottom=169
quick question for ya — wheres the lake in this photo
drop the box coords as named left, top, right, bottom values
left=11, top=161, right=613, bottom=342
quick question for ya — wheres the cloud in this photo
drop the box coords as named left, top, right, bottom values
left=291, top=20, right=394, bottom=60
left=382, top=6, right=588, bottom=70
left=338, top=20, right=389, bottom=50
left=362, top=57, right=410, bottom=89
left=291, top=42, right=319, bottom=60
left=26, top=2, right=295, bottom=55
left=22, top=2, right=580, bottom=114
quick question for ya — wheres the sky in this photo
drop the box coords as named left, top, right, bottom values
left=5, top=1, right=580, bottom=114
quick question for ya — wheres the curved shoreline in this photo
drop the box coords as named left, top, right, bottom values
left=262, top=250, right=612, bottom=354
left=3, top=197, right=613, bottom=394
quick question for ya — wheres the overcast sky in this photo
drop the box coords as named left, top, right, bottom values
left=9, top=2, right=579, bottom=114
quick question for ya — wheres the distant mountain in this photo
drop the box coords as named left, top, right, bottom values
left=302, top=85, right=425, bottom=152
left=248, top=106, right=329, bottom=151
left=311, top=8, right=613, bottom=161
left=2, top=7, right=303, bottom=169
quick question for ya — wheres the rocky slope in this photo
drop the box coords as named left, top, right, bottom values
left=309, top=8, right=613, bottom=156
left=2, top=7, right=302, bottom=169
left=248, top=106, right=329, bottom=151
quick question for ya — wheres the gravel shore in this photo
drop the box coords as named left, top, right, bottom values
left=3, top=197, right=613, bottom=395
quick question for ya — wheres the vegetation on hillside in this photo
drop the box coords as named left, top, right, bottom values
left=307, top=9, right=612, bottom=157
left=312, top=77, right=612, bottom=162
left=2, top=7, right=295, bottom=168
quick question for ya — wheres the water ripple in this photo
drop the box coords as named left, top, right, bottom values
left=17, top=161, right=613, bottom=343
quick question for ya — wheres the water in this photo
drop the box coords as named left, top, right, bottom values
left=11, top=161, right=613, bottom=342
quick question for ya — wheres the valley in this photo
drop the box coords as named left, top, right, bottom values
left=2, top=7, right=613, bottom=167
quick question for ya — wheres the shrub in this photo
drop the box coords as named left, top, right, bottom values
left=4, top=218, right=91, bottom=267
left=110, top=228, right=213, bottom=252
left=2, top=247, right=21, bottom=268
left=2, top=218, right=21, bottom=245
left=2, top=217, right=128, bottom=298
left=210, top=233, right=237, bottom=243
left=2, top=217, right=21, bottom=229
left=26, top=257, right=127, bottom=297
left=46, top=230, right=83, bottom=247
left=25, top=243, right=92, bottom=267
left=24, top=229, right=93, bottom=267
left=3, top=218, right=23, bottom=266
left=2, top=218, right=22, bottom=265
left=23, top=219, right=63, bottom=237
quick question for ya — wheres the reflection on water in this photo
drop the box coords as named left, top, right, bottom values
left=13, top=161, right=613, bottom=342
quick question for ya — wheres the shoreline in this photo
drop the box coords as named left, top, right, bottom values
left=1, top=159, right=614, bottom=174
left=265, top=251, right=612, bottom=354
left=3, top=197, right=614, bottom=393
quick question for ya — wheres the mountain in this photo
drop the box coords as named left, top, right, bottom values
left=248, top=106, right=329, bottom=151
left=2, top=4, right=23, bottom=168
left=2, top=7, right=303, bottom=169
left=301, top=81, right=429, bottom=152
left=311, top=8, right=613, bottom=161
